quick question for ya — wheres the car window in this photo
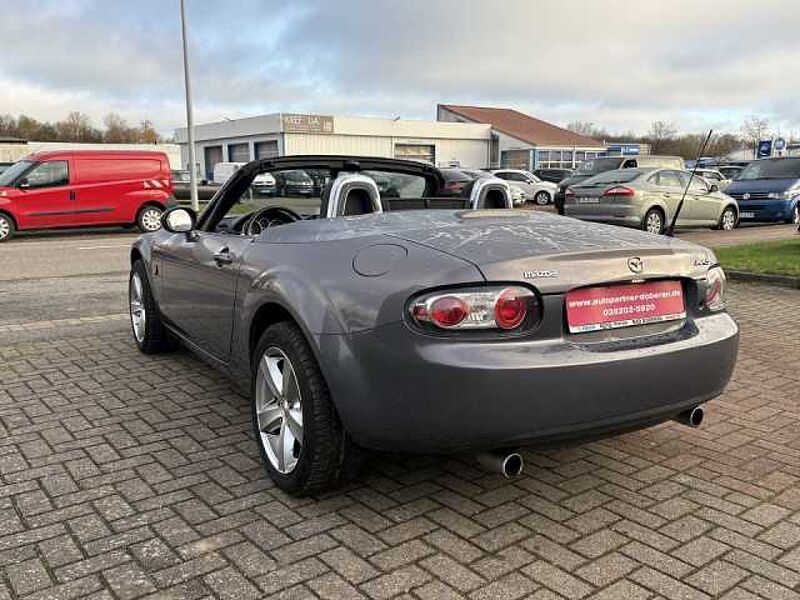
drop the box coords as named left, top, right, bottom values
left=653, top=170, right=684, bottom=189
left=736, top=158, right=800, bottom=180
left=211, top=167, right=428, bottom=233
left=622, top=159, right=638, bottom=168
left=0, top=160, right=33, bottom=186
left=687, top=174, right=710, bottom=192
left=24, top=161, right=69, bottom=188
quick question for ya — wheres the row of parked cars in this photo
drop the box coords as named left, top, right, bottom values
left=445, top=154, right=799, bottom=235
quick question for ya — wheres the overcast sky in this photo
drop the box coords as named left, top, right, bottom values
left=1, top=0, right=798, bottom=137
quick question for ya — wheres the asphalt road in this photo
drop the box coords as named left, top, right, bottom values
left=0, top=221, right=795, bottom=328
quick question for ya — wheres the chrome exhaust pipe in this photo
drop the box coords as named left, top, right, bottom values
left=475, top=451, right=524, bottom=478
left=675, top=405, right=704, bottom=428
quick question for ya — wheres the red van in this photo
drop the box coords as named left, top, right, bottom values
left=0, top=150, right=173, bottom=242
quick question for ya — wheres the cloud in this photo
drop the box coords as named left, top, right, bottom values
left=0, top=0, right=798, bottom=137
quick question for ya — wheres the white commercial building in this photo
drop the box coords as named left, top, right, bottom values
left=174, top=113, right=492, bottom=180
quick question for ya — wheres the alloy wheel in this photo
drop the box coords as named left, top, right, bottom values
left=646, top=211, right=663, bottom=234
left=129, top=273, right=146, bottom=343
left=255, top=347, right=304, bottom=474
left=0, top=216, right=10, bottom=241
left=534, top=191, right=550, bottom=206
left=140, top=208, right=163, bottom=232
left=721, top=209, right=736, bottom=231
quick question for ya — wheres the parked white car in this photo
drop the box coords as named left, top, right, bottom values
left=489, top=169, right=558, bottom=205
left=212, top=161, right=247, bottom=185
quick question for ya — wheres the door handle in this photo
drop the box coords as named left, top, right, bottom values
left=69, top=190, right=76, bottom=201
left=213, top=248, right=233, bottom=266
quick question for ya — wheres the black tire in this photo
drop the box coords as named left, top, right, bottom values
left=129, top=260, right=175, bottom=354
left=0, top=212, right=14, bottom=242
left=716, top=206, right=738, bottom=231
left=790, top=204, right=800, bottom=227
left=136, top=205, right=164, bottom=233
left=642, top=207, right=665, bottom=235
left=534, top=191, right=551, bottom=206
left=251, top=321, right=361, bottom=495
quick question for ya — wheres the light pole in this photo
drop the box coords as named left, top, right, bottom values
left=180, top=0, right=199, bottom=211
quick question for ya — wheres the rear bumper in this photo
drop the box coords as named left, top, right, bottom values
left=565, top=204, right=642, bottom=228
left=320, top=312, right=739, bottom=453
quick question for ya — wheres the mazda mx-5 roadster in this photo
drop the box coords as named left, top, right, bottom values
left=129, top=156, right=738, bottom=494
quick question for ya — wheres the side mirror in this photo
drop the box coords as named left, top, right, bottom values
left=709, top=184, right=719, bottom=193
left=161, top=206, right=197, bottom=234
left=17, top=177, right=29, bottom=189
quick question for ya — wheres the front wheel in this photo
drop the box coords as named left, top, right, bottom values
left=717, top=206, right=738, bottom=231
left=0, top=213, right=14, bottom=242
left=136, top=205, right=163, bottom=232
left=792, top=204, right=800, bottom=228
left=129, top=261, right=175, bottom=354
left=642, top=208, right=665, bottom=235
left=534, top=191, right=551, bottom=206
left=252, top=321, right=361, bottom=495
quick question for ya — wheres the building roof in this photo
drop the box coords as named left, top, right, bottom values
left=439, top=104, right=604, bottom=148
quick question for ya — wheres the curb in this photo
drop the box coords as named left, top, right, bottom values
left=727, top=270, right=800, bottom=289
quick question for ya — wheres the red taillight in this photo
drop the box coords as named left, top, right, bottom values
left=429, top=296, right=469, bottom=328
left=565, top=189, right=575, bottom=198
left=494, top=288, right=527, bottom=329
left=603, top=186, right=635, bottom=197
left=410, top=286, right=538, bottom=332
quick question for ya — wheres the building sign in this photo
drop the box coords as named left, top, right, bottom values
left=281, top=114, right=334, bottom=135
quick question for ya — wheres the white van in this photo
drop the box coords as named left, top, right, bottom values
left=212, top=162, right=246, bottom=185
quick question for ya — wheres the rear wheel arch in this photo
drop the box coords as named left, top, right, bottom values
left=249, top=301, right=315, bottom=365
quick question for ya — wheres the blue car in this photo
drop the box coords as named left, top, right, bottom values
left=724, top=157, right=800, bottom=225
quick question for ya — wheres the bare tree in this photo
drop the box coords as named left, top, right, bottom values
left=137, top=120, right=160, bottom=144
left=567, top=121, right=596, bottom=136
left=103, top=113, right=132, bottom=143
left=56, top=111, right=94, bottom=141
left=740, top=115, right=770, bottom=156
left=646, top=121, right=677, bottom=154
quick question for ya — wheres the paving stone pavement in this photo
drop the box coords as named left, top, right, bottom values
left=0, top=281, right=798, bottom=599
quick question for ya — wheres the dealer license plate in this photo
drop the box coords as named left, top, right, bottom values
left=565, top=280, right=686, bottom=333
left=740, top=211, right=755, bottom=219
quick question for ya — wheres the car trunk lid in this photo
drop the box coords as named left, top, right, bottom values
left=390, top=211, right=712, bottom=293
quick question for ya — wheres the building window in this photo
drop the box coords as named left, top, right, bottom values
left=255, top=140, right=279, bottom=160
left=228, top=143, right=250, bottom=163
left=394, top=144, right=435, bottom=164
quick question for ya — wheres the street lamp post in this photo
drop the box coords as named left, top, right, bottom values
left=179, top=0, right=199, bottom=211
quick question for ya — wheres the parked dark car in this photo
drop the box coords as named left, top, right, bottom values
left=275, top=169, right=314, bottom=196
left=533, top=168, right=573, bottom=183
left=129, top=155, right=738, bottom=494
left=438, top=167, right=472, bottom=196
left=721, top=157, right=800, bottom=224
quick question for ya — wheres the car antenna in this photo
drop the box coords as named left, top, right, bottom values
left=666, top=129, right=713, bottom=237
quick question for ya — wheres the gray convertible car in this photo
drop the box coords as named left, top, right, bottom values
left=129, top=156, right=739, bottom=495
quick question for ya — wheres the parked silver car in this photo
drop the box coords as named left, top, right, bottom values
left=565, top=167, right=739, bottom=234
left=489, top=169, right=558, bottom=205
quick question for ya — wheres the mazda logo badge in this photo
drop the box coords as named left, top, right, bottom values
left=628, top=257, right=643, bottom=273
